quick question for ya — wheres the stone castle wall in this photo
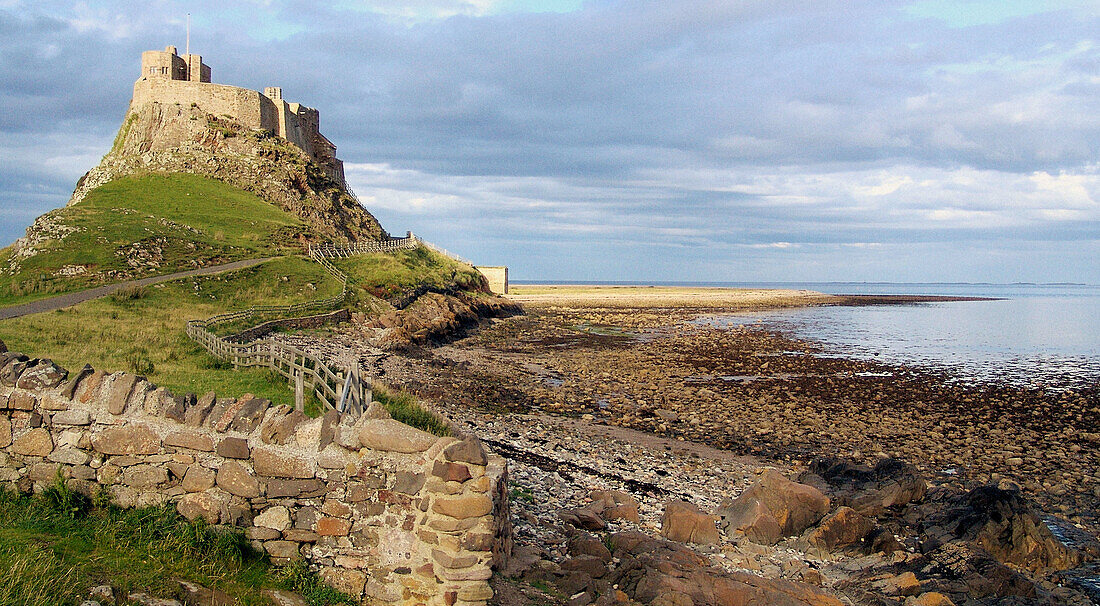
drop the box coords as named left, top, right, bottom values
left=0, top=350, right=509, bottom=605
left=130, top=71, right=344, bottom=185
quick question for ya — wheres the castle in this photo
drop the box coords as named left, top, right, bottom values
left=133, top=46, right=345, bottom=185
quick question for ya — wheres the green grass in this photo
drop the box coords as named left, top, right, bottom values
left=372, top=383, right=451, bottom=437
left=332, top=246, right=484, bottom=301
left=0, top=256, right=340, bottom=406
left=0, top=173, right=310, bottom=307
left=0, top=478, right=354, bottom=605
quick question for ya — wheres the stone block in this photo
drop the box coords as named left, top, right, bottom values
left=282, top=529, right=318, bottom=543
left=182, top=466, right=216, bottom=492
left=216, top=437, right=250, bottom=459
left=48, top=446, right=90, bottom=466
left=122, top=464, right=169, bottom=489
left=177, top=491, right=222, bottom=524
left=164, top=431, right=214, bottom=452
left=457, top=583, right=494, bottom=602
left=358, top=419, right=437, bottom=453
left=262, top=409, right=307, bottom=445
left=92, top=424, right=161, bottom=455
left=321, top=567, right=365, bottom=598
left=12, top=427, right=54, bottom=456
left=264, top=540, right=303, bottom=560
left=15, top=359, right=67, bottom=390
left=216, top=460, right=260, bottom=498
left=318, top=409, right=339, bottom=450
left=184, top=392, right=216, bottom=427
left=392, top=471, right=427, bottom=495
left=247, top=526, right=281, bottom=540
left=255, top=505, right=292, bottom=531
left=77, top=369, right=106, bottom=403
left=252, top=447, right=315, bottom=479
left=443, top=438, right=487, bottom=466
left=0, top=416, right=11, bottom=448
left=40, top=394, right=69, bottom=411
left=8, top=391, right=35, bottom=411
left=107, top=373, right=138, bottom=415
left=432, top=494, right=493, bottom=520
left=59, top=364, right=93, bottom=400
left=316, top=517, right=352, bottom=536
left=51, top=409, right=91, bottom=426
left=266, top=479, right=326, bottom=498
left=433, top=461, right=472, bottom=483
left=433, top=548, right=479, bottom=569
left=212, top=396, right=249, bottom=433
left=230, top=398, right=270, bottom=433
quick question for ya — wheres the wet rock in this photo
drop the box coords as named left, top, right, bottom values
left=922, top=485, right=1083, bottom=573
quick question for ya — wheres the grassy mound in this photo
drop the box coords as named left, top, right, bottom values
left=333, top=245, right=485, bottom=301
left=0, top=478, right=353, bottom=606
left=0, top=174, right=309, bottom=307
left=0, top=256, right=339, bottom=405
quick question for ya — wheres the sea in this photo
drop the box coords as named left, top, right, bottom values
left=517, top=281, right=1100, bottom=390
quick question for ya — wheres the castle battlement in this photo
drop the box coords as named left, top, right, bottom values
left=130, top=46, right=344, bottom=186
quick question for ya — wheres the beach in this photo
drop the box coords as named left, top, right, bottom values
left=379, top=285, right=1100, bottom=536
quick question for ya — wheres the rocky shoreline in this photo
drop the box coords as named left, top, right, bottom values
left=290, top=296, right=1098, bottom=605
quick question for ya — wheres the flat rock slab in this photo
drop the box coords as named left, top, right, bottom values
left=359, top=419, right=437, bottom=453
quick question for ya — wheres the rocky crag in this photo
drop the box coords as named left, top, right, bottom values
left=70, top=101, right=384, bottom=242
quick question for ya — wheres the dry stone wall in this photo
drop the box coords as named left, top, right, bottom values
left=0, top=349, right=510, bottom=606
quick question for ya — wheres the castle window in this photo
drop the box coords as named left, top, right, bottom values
left=149, top=67, right=158, bottom=75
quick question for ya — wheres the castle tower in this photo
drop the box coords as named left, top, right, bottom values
left=139, top=45, right=210, bottom=83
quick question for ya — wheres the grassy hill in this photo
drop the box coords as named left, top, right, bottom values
left=0, top=174, right=309, bottom=307
left=0, top=173, right=488, bottom=411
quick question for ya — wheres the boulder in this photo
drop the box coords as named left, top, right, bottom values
left=608, top=531, right=844, bottom=606
left=558, top=507, right=608, bottom=531
left=661, top=500, right=720, bottom=545
left=358, top=419, right=437, bottom=453
left=718, top=470, right=829, bottom=543
left=590, top=489, right=640, bottom=523
left=801, top=506, right=874, bottom=553
left=808, top=457, right=926, bottom=516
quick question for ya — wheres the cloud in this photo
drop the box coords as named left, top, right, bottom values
left=0, top=1, right=1097, bottom=282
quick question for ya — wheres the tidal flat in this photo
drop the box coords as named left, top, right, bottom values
left=379, top=286, right=1100, bottom=537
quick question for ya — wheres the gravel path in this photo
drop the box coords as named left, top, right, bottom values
left=0, top=257, right=275, bottom=320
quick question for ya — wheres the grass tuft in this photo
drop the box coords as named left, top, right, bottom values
left=372, top=383, right=451, bottom=436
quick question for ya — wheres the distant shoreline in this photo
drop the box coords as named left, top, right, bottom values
left=507, top=284, right=997, bottom=309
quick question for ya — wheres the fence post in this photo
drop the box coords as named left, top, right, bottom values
left=295, top=371, right=304, bottom=412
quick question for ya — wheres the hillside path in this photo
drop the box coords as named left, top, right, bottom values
left=0, top=257, right=275, bottom=321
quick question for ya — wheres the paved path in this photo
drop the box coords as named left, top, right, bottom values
left=0, top=257, right=274, bottom=321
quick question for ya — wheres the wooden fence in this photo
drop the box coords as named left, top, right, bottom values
left=184, top=234, right=452, bottom=417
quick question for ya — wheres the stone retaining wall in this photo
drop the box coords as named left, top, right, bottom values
left=0, top=350, right=510, bottom=605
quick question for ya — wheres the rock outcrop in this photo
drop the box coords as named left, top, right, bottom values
left=717, top=469, right=830, bottom=544
left=71, top=101, right=385, bottom=243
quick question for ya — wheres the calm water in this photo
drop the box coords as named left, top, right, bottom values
left=695, top=283, right=1100, bottom=389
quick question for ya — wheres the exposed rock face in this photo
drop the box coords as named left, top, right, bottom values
left=609, top=531, right=843, bottom=606
left=800, top=506, right=875, bottom=553
left=806, top=457, right=927, bottom=516
left=70, top=101, right=385, bottom=242
left=717, top=469, right=830, bottom=544
left=921, top=486, right=1083, bottom=574
left=370, top=292, right=522, bottom=350
left=660, top=500, right=719, bottom=545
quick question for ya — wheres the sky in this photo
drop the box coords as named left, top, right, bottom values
left=0, top=1, right=1097, bottom=283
